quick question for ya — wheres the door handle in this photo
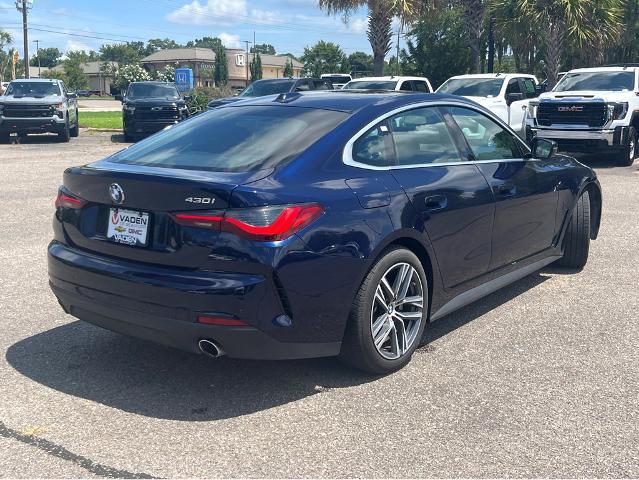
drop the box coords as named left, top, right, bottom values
left=424, top=195, right=448, bottom=211
left=497, top=184, right=517, bottom=196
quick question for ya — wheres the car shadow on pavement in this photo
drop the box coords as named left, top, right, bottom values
left=6, top=272, right=551, bottom=422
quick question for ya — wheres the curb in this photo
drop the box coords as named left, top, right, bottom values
left=81, top=127, right=122, bottom=133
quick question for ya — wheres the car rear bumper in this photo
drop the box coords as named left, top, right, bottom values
left=527, top=126, right=629, bottom=150
left=47, top=241, right=341, bottom=360
left=0, top=117, right=66, bottom=134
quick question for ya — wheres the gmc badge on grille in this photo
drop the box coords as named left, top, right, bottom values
left=558, top=106, right=584, bottom=112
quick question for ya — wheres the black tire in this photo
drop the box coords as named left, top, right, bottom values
left=0, top=133, right=10, bottom=144
left=556, top=191, right=591, bottom=269
left=123, top=131, right=134, bottom=142
left=58, top=118, right=70, bottom=143
left=339, top=247, right=428, bottom=374
left=618, top=126, right=637, bottom=166
left=70, top=110, right=79, bottom=137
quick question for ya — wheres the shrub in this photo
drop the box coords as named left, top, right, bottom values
left=186, top=85, right=233, bottom=113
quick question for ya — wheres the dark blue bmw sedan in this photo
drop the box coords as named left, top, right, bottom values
left=49, top=91, right=602, bottom=374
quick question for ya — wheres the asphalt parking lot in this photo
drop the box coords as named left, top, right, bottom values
left=0, top=132, right=638, bottom=478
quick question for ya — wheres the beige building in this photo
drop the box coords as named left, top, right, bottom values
left=142, top=47, right=304, bottom=89
left=34, top=61, right=118, bottom=94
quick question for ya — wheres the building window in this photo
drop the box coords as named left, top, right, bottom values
left=236, top=54, right=245, bottom=67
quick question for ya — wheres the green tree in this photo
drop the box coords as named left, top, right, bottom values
left=99, top=43, right=142, bottom=64
left=155, top=64, right=176, bottom=82
left=300, top=41, right=347, bottom=78
left=0, top=29, right=13, bottom=83
left=145, top=38, right=182, bottom=55
left=214, top=45, right=228, bottom=86
left=401, top=5, right=471, bottom=88
left=347, top=51, right=374, bottom=76
left=251, top=43, right=276, bottom=55
left=283, top=57, right=294, bottom=77
left=30, top=47, right=62, bottom=68
left=503, top=0, right=624, bottom=87
left=186, top=37, right=224, bottom=50
left=114, top=64, right=151, bottom=91
left=250, top=52, right=263, bottom=81
left=63, top=57, right=90, bottom=91
left=319, top=0, right=421, bottom=75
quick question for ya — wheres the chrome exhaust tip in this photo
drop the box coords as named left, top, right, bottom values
left=198, top=339, right=225, bottom=358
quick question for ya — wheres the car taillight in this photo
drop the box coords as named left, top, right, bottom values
left=55, top=189, right=87, bottom=209
left=172, top=203, right=324, bottom=241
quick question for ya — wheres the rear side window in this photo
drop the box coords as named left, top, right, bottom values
left=413, top=81, right=429, bottom=92
left=313, top=80, right=331, bottom=90
left=352, top=124, right=392, bottom=167
left=399, top=81, right=413, bottom=91
left=389, top=107, right=460, bottom=165
left=109, top=106, right=349, bottom=172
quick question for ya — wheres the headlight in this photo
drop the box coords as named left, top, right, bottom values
left=124, top=104, right=135, bottom=112
left=528, top=101, right=539, bottom=119
left=53, top=102, right=64, bottom=109
left=608, top=102, right=628, bottom=120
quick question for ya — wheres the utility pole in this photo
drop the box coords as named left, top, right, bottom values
left=15, top=0, right=33, bottom=79
left=243, top=40, right=252, bottom=86
left=33, top=39, right=40, bottom=77
left=395, top=20, right=402, bottom=76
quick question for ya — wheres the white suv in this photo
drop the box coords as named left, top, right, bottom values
left=526, top=66, right=639, bottom=166
left=343, top=76, right=433, bottom=93
left=437, top=73, right=540, bottom=138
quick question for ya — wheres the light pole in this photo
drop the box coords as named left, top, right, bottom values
left=243, top=40, right=252, bottom=86
left=33, top=39, right=40, bottom=77
left=15, top=0, right=33, bottom=79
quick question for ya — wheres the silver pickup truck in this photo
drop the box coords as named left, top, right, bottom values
left=0, top=78, right=79, bottom=142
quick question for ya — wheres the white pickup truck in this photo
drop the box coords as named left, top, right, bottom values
left=525, top=66, right=639, bottom=166
left=437, top=73, right=540, bottom=138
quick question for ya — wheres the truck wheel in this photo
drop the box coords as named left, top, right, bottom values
left=0, top=133, right=10, bottom=144
left=619, top=126, right=637, bottom=166
left=556, top=191, right=590, bottom=269
left=58, top=119, right=70, bottom=143
left=70, top=110, right=79, bottom=137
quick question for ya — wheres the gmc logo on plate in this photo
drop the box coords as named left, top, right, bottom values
left=558, top=106, right=584, bottom=112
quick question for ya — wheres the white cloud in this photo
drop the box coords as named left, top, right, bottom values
left=345, top=17, right=367, bottom=34
left=218, top=32, right=241, bottom=48
left=166, top=0, right=248, bottom=26
left=65, top=40, right=92, bottom=53
left=250, top=8, right=283, bottom=25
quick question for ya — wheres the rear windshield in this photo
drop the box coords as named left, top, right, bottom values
left=239, top=80, right=295, bottom=97
left=108, top=106, right=349, bottom=172
left=554, top=72, right=635, bottom=92
left=5, top=81, right=62, bottom=97
left=127, top=83, right=180, bottom=99
left=437, top=78, right=504, bottom=97
left=344, top=80, right=397, bottom=90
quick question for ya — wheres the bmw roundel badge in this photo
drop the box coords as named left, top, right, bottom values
left=109, top=183, right=125, bottom=205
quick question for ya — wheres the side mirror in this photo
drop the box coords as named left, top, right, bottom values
left=530, top=138, right=558, bottom=159
left=67, top=92, right=77, bottom=99
left=506, top=92, right=524, bottom=105
left=535, top=84, right=547, bottom=95
left=183, top=95, right=192, bottom=101
left=114, top=94, right=123, bottom=102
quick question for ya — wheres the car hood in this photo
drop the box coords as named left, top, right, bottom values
left=207, top=97, right=243, bottom=108
left=539, top=90, right=630, bottom=103
left=0, top=94, right=64, bottom=104
left=125, top=98, right=186, bottom=107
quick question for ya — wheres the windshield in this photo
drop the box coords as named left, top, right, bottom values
left=5, top=81, right=62, bottom=97
left=554, top=72, right=635, bottom=92
left=437, top=78, right=504, bottom=97
left=344, top=80, right=397, bottom=90
left=323, top=75, right=351, bottom=84
left=239, top=80, right=296, bottom=97
left=127, top=83, right=180, bottom=99
left=108, top=105, right=349, bottom=172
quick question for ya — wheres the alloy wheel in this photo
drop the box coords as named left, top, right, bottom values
left=370, top=262, right=424, bottom=360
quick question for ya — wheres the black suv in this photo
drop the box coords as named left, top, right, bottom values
left=208, top=78, right=333, bottom=109
left=116, top=81, right=190, bottom=141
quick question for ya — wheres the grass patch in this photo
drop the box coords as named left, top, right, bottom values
left=79, top=111, right=122, bottom=129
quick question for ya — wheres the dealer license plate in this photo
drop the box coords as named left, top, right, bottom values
left=106, top=208, right=150, bottom=247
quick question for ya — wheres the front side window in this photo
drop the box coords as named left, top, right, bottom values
left=522, top=78, right=537, bottom=98
left=447, top=106, right=521, bottom=161
left=389, top=107, right=460, bottom=166
left=413, top=81, right=429, bottom=92
left=554, top=71, right=635, bottom=92
left=109, top=106, right=349, bottom=172
left=506, top=78, right=522, bottom=94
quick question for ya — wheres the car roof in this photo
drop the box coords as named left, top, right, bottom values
left=129, top=81, right=174, bottom=84
left=220, top=90, right=473, bottom=114
left=566, top=66, right=639, bottom=73
left=447, top=73, right=537, bottom=80
left=10, top=78, right=62, bottom=83
left=348, top=76, right=429, bottom=82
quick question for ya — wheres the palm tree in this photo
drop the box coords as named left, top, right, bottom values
left=0, top=29, right=14, bottom=84
left=458, top=0, right=486, bottom=74
left=508, top=0, right=623, bottom=87
left=319, top=0, right=422, bottom=75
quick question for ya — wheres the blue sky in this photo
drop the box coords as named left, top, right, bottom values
left=0, top=0, right=400, bottom=59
